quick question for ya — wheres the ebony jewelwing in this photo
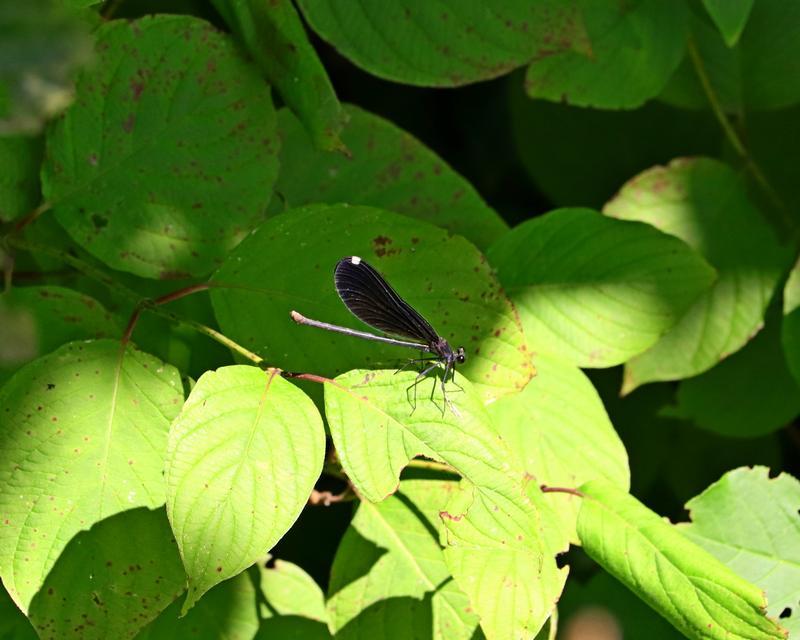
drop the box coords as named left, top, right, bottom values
left=290, top=256, right=466, bottom=412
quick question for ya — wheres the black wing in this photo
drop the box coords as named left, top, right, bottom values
left=334, top=256, right=440, bottom=345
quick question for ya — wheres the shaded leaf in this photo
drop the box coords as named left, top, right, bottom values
left=0, top=340, right=183, bottom=612
left=0, top=286, right=119, bottom=382
left=0, top=582, right=37, bottom=640
left=0, top=0, right=92, bottom=134
left=487, top=351, right=629, bottom=542
left=487, top=207, right=716, bottom=367
left=323, top=369, right=567, bottom=638
left=296, top=1, right=588, bottom=87
left=274, top=105, right=507, bottom=250
left=327, top=478, right=480, bottom=640
left=165, top=366, right=325, bottom=611
left=524, top=0, right=689, bottom=109
left=41, top=15, right=278, bottom=279
left=604, top=158, right=790, bottom=392
left=210, top=204, right=533, bottom=405
left=669, top=311, right=800, bottom=437
left=702, top=0, right=754, bottom=46
left=680, top=466, right=800, bottom=638
left=211, top=0, right=346, bottom=152
left=28, top=508, right=185, bottom=640
left=0, top=135, right=43, bottom=222
left=578, top=481, right=787, bottom=640
left=782, top=258, right=800, bottom=387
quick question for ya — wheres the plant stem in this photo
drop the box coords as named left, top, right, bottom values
left=686, top=36, right=793, bottom=234
left=4, top=234, right=264, bottom=365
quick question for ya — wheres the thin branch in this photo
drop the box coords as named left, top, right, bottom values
left=308, top=486, right=355, bottom=506
left=540, top=485, right=584, bottom=498
left=14, top=201, right=52, bottom=233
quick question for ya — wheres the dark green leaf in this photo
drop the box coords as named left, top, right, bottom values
left=488, top=208, right=716, bottom=367
left=681, top=466, right=799, bottom=638
left=578, top=481, right=786, bottom=640
left=604, top=158, right=791, bottom=391
left=0, top=341, right=183, bottom=615
left=296, top=1, right=589, bottom=87
left=782, top=258, right=800, bottom=387
left=525, top=0, right=689, bottom=109
left=41, top=15, right=278, bottom=278
left=211, top=0, right=346, bottom=151
left=274, top=105, right=507, bottom=250
left=210, top=204, right=533, bottom=404
left=0, top=135, right=43, bottom=222
left=702, top=0, right=754, bottom=46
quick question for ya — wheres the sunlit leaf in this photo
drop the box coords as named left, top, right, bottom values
left=604, top=158, right=790, bottom=392
left=488, top=208, right=716, bottom=367
left=211, top=204, right=533, bottom=405
left=578, top=481, right=787, bottom=640
left=41, top=15, right=278, bottom=278
left=0, top=340, right=183, bottom=612
left=680, top=466, right=800, bottom=638
left=274, top=105, right=507, bottom=250
left=165, top=365, right=325, bottom=611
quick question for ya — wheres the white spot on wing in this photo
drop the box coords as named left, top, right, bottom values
left=351, top=256, right=362, bottom=265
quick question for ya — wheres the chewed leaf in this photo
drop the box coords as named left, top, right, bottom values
left=211, top=204, right=533, bottom=405
left=165, top=366, right=325, bottom=612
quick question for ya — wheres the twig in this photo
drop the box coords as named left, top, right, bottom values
left=308, top=486, right=355, bottom=506
left=540, top=485, right=584, bottom=498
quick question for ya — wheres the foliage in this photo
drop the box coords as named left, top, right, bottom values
left=0, top=1, right=797, bottom=639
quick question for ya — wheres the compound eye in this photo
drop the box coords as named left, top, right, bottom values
left=457, top=348, right=466, bottom=364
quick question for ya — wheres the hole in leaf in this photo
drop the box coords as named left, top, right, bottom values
left=779, top=607, right=791, bottom=618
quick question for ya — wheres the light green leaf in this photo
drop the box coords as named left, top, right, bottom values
left=257, top=560, right=328, bottom=627
left=274, top=105, right=507, bottom=250
left=210, top=204, right=533, bottom=405
left=0, top=286, right=119, bottom=381
left=296, top=1, right=588, bottom=87
left=0, top=340, right=183, bottom=612
left=211, top=0, right=346, bottom=152
left=487, top=351, right=629, bottom=542
left=323, top=369, right=567, bottom=638
left=327, top=478, right=480, bottom=640
left=0, top=0, right=92, bottom=134
left=28, top=508, right=186, bottom=640
left=487, top=208, right=716, bottom=367
left=702, top=0, right=754, bottom=46
left=41, top=15, right=278, bottom=279
left=604, top=158, right=790, bottom=392
left=782, top=258, right=800, bottom=387
left=669, top=312, right=800, bottom=437
left=578, top=481, right=786, bottom=640
left=136, top=570, right=258, bottom=640
left=0, top=135, right=42, bottom=222
left=165, top=366, right=325, bottom=612
left=660, top=0, right=800, bottom=112
left=524, top=0, right=688, bottom=109
left=680, top=466, right=799, bottom=638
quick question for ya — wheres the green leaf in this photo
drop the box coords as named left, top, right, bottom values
left=327, top=478, right=480, bottom=640
left=0, top=340, right=183, bottom=612
left=660, top=0, right=800, bottom=111
left=487, top=352, right=629, bottom=542
left=323, top=369, right=567, bottom=639
left=0, top=583, right=37, bottom=640
left=274, top=105, right=507, bottom=250
left=0, top=0, right=92, bottom=134
left=524, top=0, right=688, bottom=109
left=0, top=135, right=43, bottom=222
left=211, top=0, right=346, bottom=152
left=559, top=570, right=683, bottom=640
left=41, top=15, right=278, bottom=279
left=296, top=1, right=590, bottom=87
left=0, top=286, right=119, bottom=382
left=578, top=481, right=787, bottom=640
left=136, top=570, right=258, bottom=640
left=487, top=208, right=716, bottom=368
left=210, top=204, right=533, bottom=405
left=669, top=311, right=800, bottom=437
left=702, top=0, right=754, bottom=46
left=508, top=88, right=722, bottom=210
left=782, top=258, right=800, bottom=387
left=165, top=365, right=325, bottom=612
left=680, top=466, right=799, bottom=638
left=604, top=158, right=790, bottom=392
left=27, top=508, right=186, bottom=640
left=257, top=560, right=328, bottom=630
